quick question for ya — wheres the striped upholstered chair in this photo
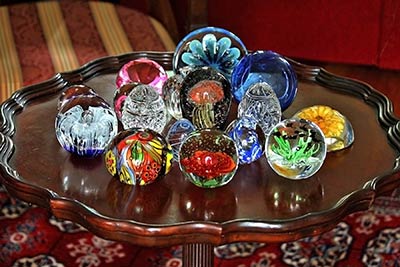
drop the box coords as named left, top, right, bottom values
left=0, top=0, right=179, bottom=103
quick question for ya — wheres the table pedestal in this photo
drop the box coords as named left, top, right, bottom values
left=183, top=243, right=214, bottom=267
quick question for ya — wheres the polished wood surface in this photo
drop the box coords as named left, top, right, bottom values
left=0, top=53, right=399, bottom=249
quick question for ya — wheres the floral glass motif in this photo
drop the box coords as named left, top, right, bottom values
left=105, top=128, right=173, bottom=186
left=238, top=82, right=282, bottom=136
left=116, top=58, right=168, bottom=94
left=165, top=118, right=196, bottom=161
left=120, top=84, right=167, bottom=133
left=231, top=50, right=298, bottom=110
left=180, top=67, right=232, bottom=130
left=179, top=129, right=239, bottom=188
left=55, top=93, right=118, bottom=157
left=293, top=105, right=355, bottom=152
left=226, top=116, right=265, bottom=164
left=265, top=118, right=327, bottom=179
left=173, top=26, right=248, bottom=79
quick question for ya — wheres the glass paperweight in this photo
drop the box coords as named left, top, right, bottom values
left=55, top=94, right=118, bottom=157
left=238, top=82, right=282, bottom=136
left=113, top=82, right=140, bottom=119
left=180, top=67, right=232, bottom=129
left=293, top=105, right=355, bottom=152
left=265, top=118, right=327, bottom=179
left=178, top=129, right=239, bottom=188
left=104, top=128, right=173, bottom=186
left=58, top=84, right=97, bottom=110
left=120, top=84, right=167, bottom=133
left=226, top=116, right=265, bottom=164
left=162, top=73, right=184, bottom=120
left=231, top=50, right=297, bottom=110
left=116, top=58, right=168, bottom=94
left=173, top=26, right=248, bottom=79
left=165, top=118, right=196, bottom=161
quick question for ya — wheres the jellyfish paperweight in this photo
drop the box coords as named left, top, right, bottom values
left=120, top=84, right=167, bottom=133
left=226, top=116, right=265, bottom=164
left=178, top=128, right=239, bottom=188
left=116, top=58, right=168, bottom=94
left=180, top=67, right=232, bottom=130
left=231, top=50, right=297, bottom=110
left=55, top=94, right=118, bottom=157
left=173, top=26, right=248, bottom=79
left=104, top=128, right=173, bottom=186
left=265, top=118, right=327, bottom=179
left=58, top=84, right=97, bottom=111
left=293, top=105, right=355, bottom=152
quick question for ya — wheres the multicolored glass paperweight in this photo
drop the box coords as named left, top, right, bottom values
left=226, top=116, right=265, bottom=164
left=265, top=118, right=327, bottom=179
left=116, top=58, right=168, bottom=94
left=165, top=118, right=196, bottom=161
left=180, top=67, right=232, bottom=129
left=293, top=105, right=355, bottom=152
left=162, top=73, right=184, bottom=120
left=120, top=84, right=167, bottom=133
left=104, top=128, right=173, bottom=186
left=179, top=129, right=239, bottom=188
left=231, top=50, right=297, bottom=110
left=173, top=26, right=248, bottom=79
left=238, top=82, right=282, bottom=136
left=55, top=94, right=118, bottom=157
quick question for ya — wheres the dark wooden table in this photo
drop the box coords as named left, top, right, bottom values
left=1, top=52, right=399, bottom=267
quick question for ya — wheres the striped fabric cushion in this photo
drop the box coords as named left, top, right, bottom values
left=0, top=0, right=175, bottom=102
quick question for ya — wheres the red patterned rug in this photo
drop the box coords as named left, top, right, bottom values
left=2, top=184, right=400, bottom=266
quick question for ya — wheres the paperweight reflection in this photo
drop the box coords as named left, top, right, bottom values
left=106, top=178, right=172, bottom=221
left=264, top=175, right=324, bottom=218
left=179, top=185, right=237, bottom=222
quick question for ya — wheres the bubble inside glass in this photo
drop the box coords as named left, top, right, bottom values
left=265, top=118, right=327, bottom=179
left=179, top=129, right=238, bottom=188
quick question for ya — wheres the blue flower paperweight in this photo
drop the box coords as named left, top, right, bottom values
left=173, top=26, right=248, bottom=79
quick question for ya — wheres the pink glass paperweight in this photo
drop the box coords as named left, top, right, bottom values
left=55, top=94, right=118, bottom=157
left=265, top=118, right=327, bottom=179
left=180, top=67, right=232, bottom=129
left=104, top=128, right=173, bottom=186
left=293, top=105, right=355, bottom=152
left=116, top=58, right=168, bottom=94
left=178, top=129, right=239, bottom=188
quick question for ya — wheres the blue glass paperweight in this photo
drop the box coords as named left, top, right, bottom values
left=173, top=26, right=248, bottom=79
left=226, top=116, right=264, bottom=164
left=231, top=50, right=297, bottom=110
left=166, top=118, right=196, bottom=161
